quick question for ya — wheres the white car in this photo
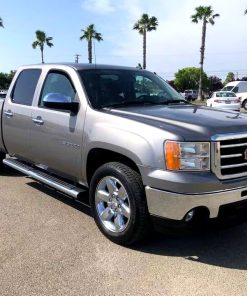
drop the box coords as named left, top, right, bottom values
left=222, top=81, right=247, bottom=109
left=206, top=91, right=240, bottom=111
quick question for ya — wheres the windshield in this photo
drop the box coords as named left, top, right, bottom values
left=222, top=86, right=234, bottom=92
left=79, top=69, right=185, bottom=108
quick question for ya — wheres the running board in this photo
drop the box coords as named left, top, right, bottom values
left=3, top=158, right=86, bottom=199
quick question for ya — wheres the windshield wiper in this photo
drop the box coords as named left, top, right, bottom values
left=102, top=99, right=190, bottom=109
left=161, top=99, right=190, bottom=105
left=102, top=100, right=161, bottom=108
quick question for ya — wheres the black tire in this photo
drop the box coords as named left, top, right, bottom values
left=89, top=162, right=150, bottom=245
left=0, top=152, right=6, bottom=169
left=242, top=99, right=247, bottom=110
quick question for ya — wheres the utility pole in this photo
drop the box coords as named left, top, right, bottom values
left=75, top=54, right=81, bottom=63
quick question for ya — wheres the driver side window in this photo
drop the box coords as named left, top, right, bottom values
left=40, top=72, right=76, bottom=108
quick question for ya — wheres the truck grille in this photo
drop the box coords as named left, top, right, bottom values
left=213, top=134, right=247, bottom=179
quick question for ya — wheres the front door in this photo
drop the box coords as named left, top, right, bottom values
left=29, top=70, right=84, bottom=180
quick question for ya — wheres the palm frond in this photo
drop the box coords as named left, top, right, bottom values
left=32, top=41, right=39, bottom=49
left=80, top=24, right=103, bottom=42
left=133, top=13, right=158, bottom=34
left=0, top=17, right=3, bottom=28
left=191, top=6, right=219, bottom=25
left=46, top=37, right=54, bottom=47
left=32, top=30, right=54, bottom=49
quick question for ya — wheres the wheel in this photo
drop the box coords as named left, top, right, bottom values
left=242, top=99, right=247, bottom=110
left=89, top=162, right=150, bottom=245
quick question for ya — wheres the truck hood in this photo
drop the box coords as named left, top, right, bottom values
left=106, top=105, right=247, bottom=141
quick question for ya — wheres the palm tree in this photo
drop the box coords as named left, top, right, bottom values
left=0, top=17, right=3, bottom=28
left=133, top=14, right=158, bottom=70
left=191, top=6, right=219, bottom=100
left=32, top=30, right=54, bottom=63
left=80, top=24, right=103, bottom=64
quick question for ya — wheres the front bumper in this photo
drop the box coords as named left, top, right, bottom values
left=145, top=186, right=247, bottom=220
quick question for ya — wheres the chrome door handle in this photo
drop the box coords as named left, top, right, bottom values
left=32, top=117, right=44, bottom=125
left=4, top=110, right=13, bottom=118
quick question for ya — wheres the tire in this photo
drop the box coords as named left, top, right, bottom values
left=0, top=152, right=6, bottom=169
left=89, top=162, right=150, bottom=245
left=242, top=99, right=247, bottom=110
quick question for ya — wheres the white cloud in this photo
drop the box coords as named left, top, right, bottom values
left=82, top=0, right=116, bottom=14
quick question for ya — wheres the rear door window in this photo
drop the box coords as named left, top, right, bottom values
left=11, top=69, right=41, bottom=106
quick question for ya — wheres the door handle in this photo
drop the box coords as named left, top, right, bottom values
left=4, top=110, right=13, bottom=118
left=32, top=117, right=44, bottom=125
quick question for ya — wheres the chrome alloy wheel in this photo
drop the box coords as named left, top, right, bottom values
left=95, top=176, right=131, bottom=233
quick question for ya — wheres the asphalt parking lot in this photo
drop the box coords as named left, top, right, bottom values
left=1, top=167, right=247, bottom=296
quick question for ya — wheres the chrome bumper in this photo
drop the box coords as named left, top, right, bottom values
left=145, top=186, right=247, bottom=220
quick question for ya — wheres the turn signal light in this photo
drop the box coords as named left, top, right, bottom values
left=165, top=141, right=181, bottom=170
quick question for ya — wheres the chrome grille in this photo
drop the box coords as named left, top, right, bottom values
left=212, top=133, right=247, bottom=179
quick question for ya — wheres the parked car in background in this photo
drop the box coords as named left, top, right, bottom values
left=206, top=91, right=240, bottom=111
left=184, top=89, right=198, bottom=101
left=222, top=81, right=247, bottom=110
left=0, top=90, right=7, bottom=99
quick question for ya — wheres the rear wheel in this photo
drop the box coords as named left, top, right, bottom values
left=89, top=162, right=150, bottom=245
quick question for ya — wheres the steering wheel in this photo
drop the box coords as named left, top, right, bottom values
left=137, top=95, right=151, bottom=100
left=157, top=91, right=168, bottom=98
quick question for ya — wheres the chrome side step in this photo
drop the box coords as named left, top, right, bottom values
left=3, top=158, right=86, bottom=199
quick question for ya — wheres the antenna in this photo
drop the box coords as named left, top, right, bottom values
left=74, top=54, right=81, bottom=63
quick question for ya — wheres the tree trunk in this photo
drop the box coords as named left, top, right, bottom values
left=88, top=39, right=92, bottom=63
left=197, top=18, right=207, bottom=100
left=41, top=46, right=44, bottom=64
left=143, top=29, right=146, bottom=69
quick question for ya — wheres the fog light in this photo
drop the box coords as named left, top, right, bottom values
left=185, top=209, right=195, bottom=222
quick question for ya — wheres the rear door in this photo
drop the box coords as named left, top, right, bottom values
left=2, top=69, right=41, bottom=160
left=29, top=69, right=84, bottom=180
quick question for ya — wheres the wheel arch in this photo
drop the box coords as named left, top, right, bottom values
left=86, top=148, right=141, bottom=185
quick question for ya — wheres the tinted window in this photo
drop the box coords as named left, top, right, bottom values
left=12, top=69, right=41, bottom=106
left=79, top=69, right=183, bottom=108
left=40, top=72, right=76, bottom=107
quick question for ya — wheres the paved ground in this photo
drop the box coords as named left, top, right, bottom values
left=1, top=167, right=247, bottom=296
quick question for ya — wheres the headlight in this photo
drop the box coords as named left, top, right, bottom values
left=165, top=141, right=210, bottom=171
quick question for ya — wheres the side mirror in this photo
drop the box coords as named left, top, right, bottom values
left=43, top=93, right=79, bottom=114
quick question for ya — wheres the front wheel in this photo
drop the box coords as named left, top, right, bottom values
left=242, top=99, right=247, bottom=110
left=89, top=162, right=150, bottom=245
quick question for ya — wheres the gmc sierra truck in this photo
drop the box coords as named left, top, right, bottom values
left=1, top=63, right=247, bottom=245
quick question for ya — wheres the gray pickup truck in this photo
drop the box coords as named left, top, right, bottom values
left=1, top=63, right=247, bottom=245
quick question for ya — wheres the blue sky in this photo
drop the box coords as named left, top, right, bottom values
left=1, top=0, right=247, bottom=80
